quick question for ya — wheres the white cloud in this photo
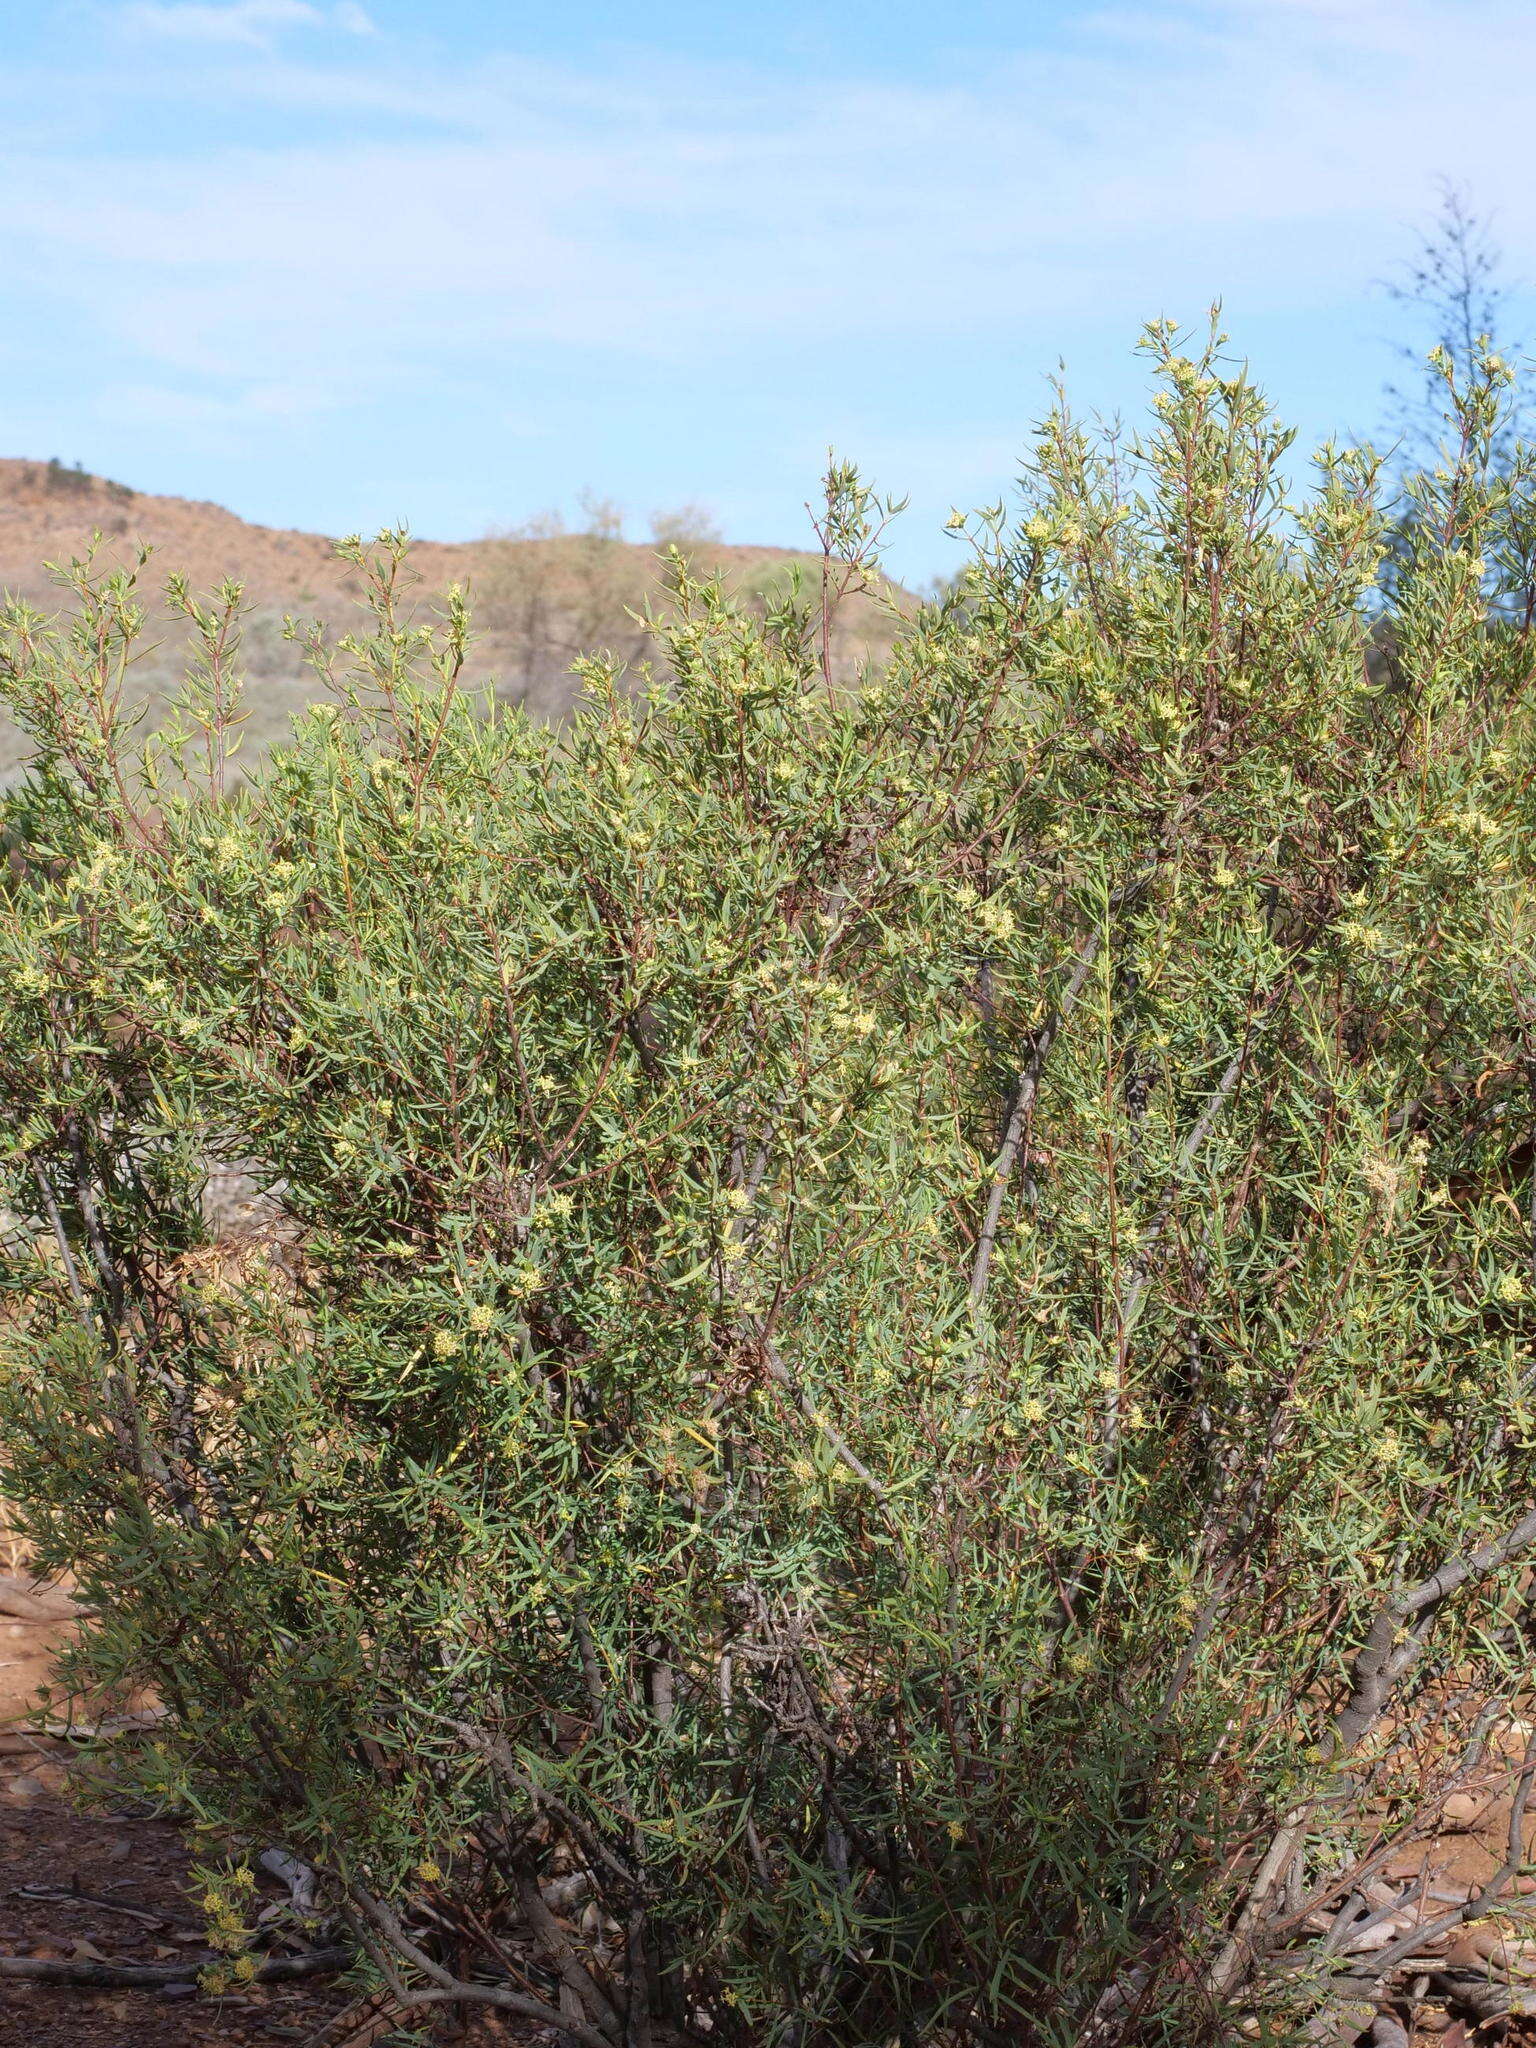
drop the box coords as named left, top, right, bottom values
left=8, top=0, right=1536, bottom=549
left=121, top=0, right=369, bottom=45
left=34, top=2, right=1536, bottom=361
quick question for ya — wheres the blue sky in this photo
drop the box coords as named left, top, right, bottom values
left=3, top=0, right=1534, bottom=585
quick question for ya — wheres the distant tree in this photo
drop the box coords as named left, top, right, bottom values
left=1382, top=179, right=1525, bottom=473
left=43, top=456, right=93, bottom=498
left=575, top=486, right=625, bottom=542
left=648, top=501, right=724, bottom=555
left=1372, top=184, right=1536, bottom=628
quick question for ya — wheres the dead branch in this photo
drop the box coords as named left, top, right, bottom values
left=1211, top=1504, right=1536, bottom=1996
left=0, top=1945, right=351, bottom=1987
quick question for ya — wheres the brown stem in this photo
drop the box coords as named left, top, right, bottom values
left=1211, top=1501, right=1536, bottom=1996
left=968, top=930, right=1104, bottom=1312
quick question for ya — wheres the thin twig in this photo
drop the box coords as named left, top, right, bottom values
left=1210, top=1502, right=1536, bottom=1995
left=0, top=1947, right=352, bottom=1988
left=968, top=929, right=1104, bottom=1312
left=32, top=1162, right=90, bottom=1320
left=754, top=1325, right=892, bottom=1510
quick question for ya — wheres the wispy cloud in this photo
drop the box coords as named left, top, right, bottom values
left=4, top=0, right=1532, bottom=569
left=31, top=0, right=1536, bottom=373
left=121, top=0, right=371, bottom=45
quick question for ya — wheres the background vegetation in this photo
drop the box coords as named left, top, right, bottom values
left=0, top=465, right=903, bottom=779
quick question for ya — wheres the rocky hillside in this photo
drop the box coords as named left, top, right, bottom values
left=0, top=459, right=903, bottom=773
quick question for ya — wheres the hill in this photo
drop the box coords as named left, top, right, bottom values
left=0, top=459, right=903, bottom=773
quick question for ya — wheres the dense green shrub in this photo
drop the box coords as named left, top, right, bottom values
left=4, top=327, right=1536, bottom=2045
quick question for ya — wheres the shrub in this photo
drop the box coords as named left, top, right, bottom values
left=4, top=326, right=1536, bottom=2045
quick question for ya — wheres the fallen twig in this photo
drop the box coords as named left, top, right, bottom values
left=1363, top=1726, right=1536, bottom=1982
left=0, top=1944, right=352, bottom=1988
left=12, top=1881, right=183, bottom=1930
left=1212, top=1511, right=1536, bottom=1997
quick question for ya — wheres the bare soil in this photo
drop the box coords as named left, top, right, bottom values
left=0, top=1587, right=381, bottom=2047
left=6, top=1548, right=1532, bottom=2044
left=0, top=1740, right=356, bottom=2047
